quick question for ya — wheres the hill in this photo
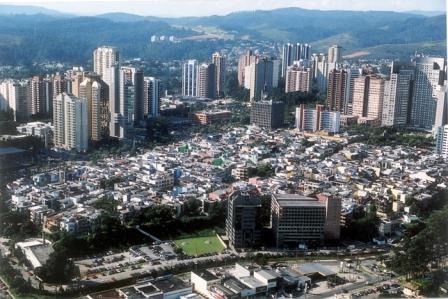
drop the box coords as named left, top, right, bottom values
left=0, top=5, right=445, bottom=65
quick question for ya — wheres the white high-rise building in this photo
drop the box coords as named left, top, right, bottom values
left=312, top=54, right=328, bottom=93
left=328, top=45, right=342, bottom=64
left=53, top=93, right=88, bottom=152
left=433, top=85, right=448, bottom=136
left=410, top=56, right=445, bottom=130
left=182, top=60, right=198, bottom=97
left=382, top=63, right=414, bottom=127
left=436, top=125, right=448, bottom=158
left=93, top=46, right=120, bottom=77
left=104, top=64, right=121, bottom=138
left=143, top=77, right=161, bottom=118
left=0, top=80, right=29, bottom=121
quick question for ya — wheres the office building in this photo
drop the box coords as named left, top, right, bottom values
left=410, top=56, right=446, bottom=130
left=225, top=188, right=262, bottom=249
left=238, top=50, right=257, bottom=86
left=53, top=93, right=88, bottom=152
left=296, top=104, right=340, bottom=133
left=193, top=110, right=231, bottom=125
left=249, top=57, right=274, bottom=101
left=93, top=46, right=120, bottom=77
left=250, top=100, right=284, bottom=129
left=182, top=59, right=198, bottom=97
left=143, top=77, right=161, bottom=118
left=271, top=194, right=327, bottom=248
left=299, top=43, right=311, bottom=60
left=327, top=69, right=347, bottom=112
left=433, top=85, right=448, bottom=135
left=285, top=65, right=312, bottom=93
left=79, top=74, right=109, bottom=142
left=312, top=54, right=328, bottom=93
left=352, top=75, right=385, bottom=121
left=328, top=45, right=342, bottom=64
left=196, top=63, right=216, bottom=99
left=381, top=62, right=414, bottom=127
left=212, top=52, right=226, bottom=97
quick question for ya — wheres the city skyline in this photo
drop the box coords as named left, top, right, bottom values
left=0, top=0, right=446, bottom=17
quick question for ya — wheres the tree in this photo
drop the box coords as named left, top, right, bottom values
left=35, top=249, right=78, bottom=283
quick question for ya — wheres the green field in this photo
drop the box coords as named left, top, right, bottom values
left=174, top=234, right=225, bottom=256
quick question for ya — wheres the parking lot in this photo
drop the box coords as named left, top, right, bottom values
left=76, top=243, right=178, bottom=282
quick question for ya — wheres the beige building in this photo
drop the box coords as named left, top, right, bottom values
left=285, top=65, right=312, bottom=93
left=352, top=75, right=384, bottom=121
left=212, top=52, right=226, bottom=97
left=237, top=50, right=257, bottom=87
left=93, top=46, right=120, bottom=77
left=53, top=93, right=88, bottom=152
left=328, top=45, right=342, bottom=64
left=79, top=74, right=110, bottom=142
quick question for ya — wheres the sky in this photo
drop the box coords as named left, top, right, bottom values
left=1, top=0, right=446, bottom=17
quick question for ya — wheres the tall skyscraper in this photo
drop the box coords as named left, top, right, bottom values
left=120, top=66, right=144, bottom=134
left=327, top=69, right=347, bottom=112
left=143, top=77, right=161, bottom=118
left=238, top=50, right=257, bottom=87
left=312, top=54, right=328, bottom=93
left=196, top=63, right=216, bottom=99
left=272, top=59, right=281, bottom=88
left=409, top=56, right=446, bottom=130
left=282, top=43, right=311, bottom=78
left=93, top=46, right=120, bottom=77
left=182, top=60, right=198, bottom=97
left=328, top=45, right=342, bottom=64
left=285, top=65, right=312, bottom=93
left=281, top=43, right=297, bottom=78
left=0, top=80, right=29, bottom=121
left=436, top=124, right=448, bottom=158
left=352, top=75, right=385, bottom=120
left=53, top=93, right=88, bottom=152
left=30, top=76, right=46, bottom=115
left=343, top=68, right=361, bottom=115
left=382, top=62, right=414, bottom=127
left=212, top=52, right=226, bottom=97
left=433, top=85, right=448, bottom=136
left=104, top=63, right=121, bottom=138
left=70, top=67, right=87, bottom=97
left=225, top=188, right=262, bottom=249
left=299, top=43, right=311, bottom=60
left=249, top=57, right=274, bottom=101
left=79, top=74, right=109, bottom=142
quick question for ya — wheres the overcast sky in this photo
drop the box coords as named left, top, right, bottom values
left=2, top=0, right=446, bottom=17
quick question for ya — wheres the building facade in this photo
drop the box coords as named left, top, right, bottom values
left=250, top=100, right=285, bottom=129
left=53, top=93, right=88, bottom=152
left=225, top=189, right=262, bottom=249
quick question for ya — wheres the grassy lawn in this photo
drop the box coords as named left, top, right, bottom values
left=174, top=233, right=224, bottom=256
